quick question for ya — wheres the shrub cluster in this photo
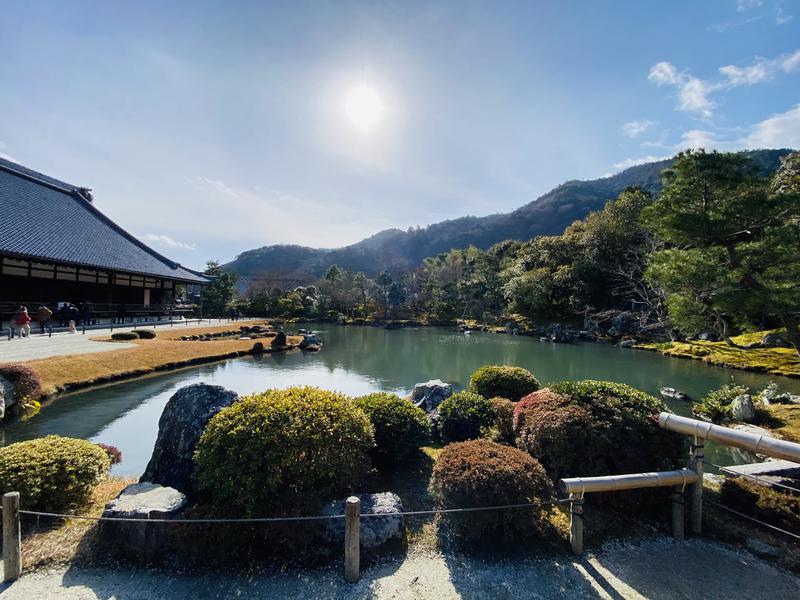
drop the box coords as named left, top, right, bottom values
left=469, top=365, right=539, bottom=402
left=515, top=380, right=681, bottom=483
left=693, top=383, right=749, bottom=423
left=193, top=386, right=374, bottom=516
left=489, top=397, right=516, bottom=444
left=437, top=390, right=494, bottom=442
left=429, top=439, right=553, bottom=541
left=512, top=389, right=569, bottom=434
left=0, top=436, right=111, bottom=512
left=355, top=392, right=430, bottom=466
left=131, top=329, right=157, bottom=339
left=111, top=331, right=139, bottom=341
left=720, top=476, right=800, bottom=533
left=0, top=364, right=43, bottom=400
left=97, top=443, right=123, bottom=465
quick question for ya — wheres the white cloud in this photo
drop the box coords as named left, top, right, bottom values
left=192, top=177, right=241, bottom=198
left=612, top=155, right=672, bottom=171
left=648, top=62, right=715, bottom=118
left=776, top=6, right=793, bottom=24
left=782, top=49, right=800, bottom=72
left=140, top=233, right=197, bottom=251
left=648, top=61, right=681, bottom=85
left=737, top=0, right=763, bottom=12
left=719, top=60, right=771, bottom=86
left=621, top=120, right=656, bottom=138
left=742, top=103, right=800, bottom=148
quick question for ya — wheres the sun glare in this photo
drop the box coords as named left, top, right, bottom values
left=344, top=84, right=384, bottom=132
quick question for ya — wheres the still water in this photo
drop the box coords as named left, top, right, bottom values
left=3, top=325, right=799, bottom=475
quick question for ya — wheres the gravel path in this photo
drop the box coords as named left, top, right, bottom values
left=2, top=538, right=798, bottom=599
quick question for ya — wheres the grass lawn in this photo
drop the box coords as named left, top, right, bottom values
left=27, top=321, right=302, bottom=396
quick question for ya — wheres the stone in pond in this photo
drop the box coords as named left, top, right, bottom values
left=411, top=379, right=452, bottom=412
left=141, top=383, right=238, bottom=494
left=730, top=394, right=756, bottom=423
left=322, top=492, right=404, bottom=549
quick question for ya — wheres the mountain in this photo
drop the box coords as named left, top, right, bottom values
left=224, top=149, right=792, bottom=279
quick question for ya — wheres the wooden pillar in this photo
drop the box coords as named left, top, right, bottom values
left=690, top=436, right=704, bottom=535
left=569, top=492, right=584, bottom=555
left=3, top=491, right=22, bottom=582
left=671, top=487, right=685, bottom=540
left=344, top=496, right=360, bottom=582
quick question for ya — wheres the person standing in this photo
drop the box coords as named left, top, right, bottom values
left=14, top=306, right=31, bottom=338
left=36, top=305, right=52, bottom=335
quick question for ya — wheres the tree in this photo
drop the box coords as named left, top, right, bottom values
left=375, top=271, right=393, bottom=317
left=201, top=260, right=237, bottom=317
left=643, top=150, right=800, bottom=355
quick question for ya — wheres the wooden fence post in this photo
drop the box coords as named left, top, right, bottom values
left=569, top=492, right=584, bottom=555
left=690, top=436, right=704, bottom=534
left=344, top=496, right=360, bottom=583
left=671, top=487, right=685, bottom=540
left=3, top=491, right=22, bottom=582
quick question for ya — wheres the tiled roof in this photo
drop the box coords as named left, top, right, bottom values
left=0, top=157, right=208, bottom=283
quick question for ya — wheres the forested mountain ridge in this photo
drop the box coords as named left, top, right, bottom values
left=224, top=149, right=791, bottom=278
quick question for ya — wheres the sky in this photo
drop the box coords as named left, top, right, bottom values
left=1, top=1, right=799, bottom=269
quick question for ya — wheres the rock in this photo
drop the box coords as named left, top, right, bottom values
left=697, top=332, right=719, bottom=342
left=304, top=344, right=321, bottom=352
left=322, top=492, right=404, bottom=549
left=299, top=333, right=322, bottom=349
left=761, top=332, right=790, bottom=348
left=252, top=342, right=264, bottom=353
left=411, top=379, right=452, bottom=412
left=618, top=339, right=637, bottom=348
left=99, top=482, right=187, bottom=561
left=731, top=423, right=774, bottom=437
left=271, top=331, right=287, bottom=348
left=660, top=387, right=689, bottom=401
left=140, top=383, right=238, bottom=494
left=730, top=394, right=756, bottom=423
left=747, top=539, right=780, bottom=559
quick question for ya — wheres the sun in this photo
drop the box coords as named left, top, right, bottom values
left=343, top=84, right=384, bottom=132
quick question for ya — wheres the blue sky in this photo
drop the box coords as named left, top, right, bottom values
left=1, top=1, right=798, bottom=269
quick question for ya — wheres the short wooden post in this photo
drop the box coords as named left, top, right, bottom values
left=671, top=487, right=685, bottom=540
left=3, top=491, right=22, bottom=582
left=569, top=492, right=584, bottom=555
left=690, top=436, right=704, bottom=534
left=344, top=496, right=360, bottom=583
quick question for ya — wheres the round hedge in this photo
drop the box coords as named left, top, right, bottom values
left=131, top=329, right=156, bottom=339
left=429, top=439, right=553, bottom=541
left=193, top=386, right=374, bottom=516
left=489, top=397, right=516, bottom=444
left=111, top=331, right=139, bottom=341
left=515, top=380, right=682, bottom=484
left=469, top=365, right=540, bottom=402
left=0, top=436, right=111, bottom=512
left=437, top=390, right=495, bottom=442
left=512, top=389, right=570, bottom=434
left=355, top=392, right=430, bottom=466
left=0, top=364, right=42, bottom=401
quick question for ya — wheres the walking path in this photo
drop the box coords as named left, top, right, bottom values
left=1, top=538, right=798, bottom=599
left=0, top=319, right=236, bottom=362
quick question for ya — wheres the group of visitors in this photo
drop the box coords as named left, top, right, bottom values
left=3, top=301, right=97, bottom=338
left=228, top=307, right=241, bottom=321
left=6, top=305, right=52, bottom=337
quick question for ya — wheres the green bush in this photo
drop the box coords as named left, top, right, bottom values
left=0, top=364, right=43, bottom=400
left=469, top=365, right=540, bottom=402
left=516, top=380, right=682, bottom=484
left=512, top=389, right=569, bottom=434
left=131, top=329, right=156, bottom=339
left=720, top=476, right=800, bottom=532
left=193, top=386, right=374, bottom=516
left=437, top=391, right=495, bottom=442
left=0, top=436, right=111, bottom=512
left=355, top=392, right=430, bottom=466
left=111, top=331, right=139, bottom=341
left=429, top=439, right=553, bottom=541
left=489, top=397, right=516, bottom=444
left=693, top=383, right=749, bottom=423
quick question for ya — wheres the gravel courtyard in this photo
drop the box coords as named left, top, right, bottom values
left=1, top=537, right=798, bottom=599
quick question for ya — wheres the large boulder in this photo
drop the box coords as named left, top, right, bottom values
left=411, top=379, right=452, bottom=412
left=322, top=492, right=404, bottom=549
left=761, top=332, right=791, bottom=348
left=141, top=383, right=238, bottom=494
left=730, top=394, right=756, bottom=423
left=99, top=482, right=187, bottom=561
left=299, top=333, right=322, bottom=349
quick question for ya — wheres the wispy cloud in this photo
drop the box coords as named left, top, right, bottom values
left=737, top=0, right=763, bottom=12
left=648, top=49, right=800, bottom=118
left=192, top=177, right=241, bottom=198
left=140, top=233, right=197, bottom=251
left=611, top=154, right=672, bottom=172
left=621, top=120, right=656, bottom=138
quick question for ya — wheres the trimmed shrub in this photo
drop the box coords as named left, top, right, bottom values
left=516, top=380, right=682, bottom=484
left=111, top=331, right=139, bottom=341
left=693, top=383, right=749, bottom=423
left=720, top=476, right=800, bottom=533
left=429, top=439, right=554, bottom=541
left=355, top=392, right=430, bottom=466
left=193, top=386, right=374, bottom=516
left=97, top=443, right=123, bottom=465
left=437, top=391, right=495, bottom=442
left=0, top=364, right=43, bottom=400
left=131, top=329, right=156, bottom=339
left=0, top=435, right=111, bottom=512
left=489, top=397, right=516, bottom=444
left=469, top=365, right=540, bottom=402
left=513, top=388, right=569, bottom=434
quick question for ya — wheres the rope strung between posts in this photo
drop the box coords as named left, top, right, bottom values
left=703, top=460, right=800, bottom=494
left=16, top=498, right=572, bottom=524
left=708, top=501, right=800, bottom=541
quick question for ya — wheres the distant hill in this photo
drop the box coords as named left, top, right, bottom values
left=224, top=149, right=792, bottom=279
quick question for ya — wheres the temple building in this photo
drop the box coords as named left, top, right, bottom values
left=0, top=157, right=208, bottom=318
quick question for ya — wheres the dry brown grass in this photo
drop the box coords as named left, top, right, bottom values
left=29, top=321, right=302, bottom=395
left=766, top=403, right=800, bottom=443
left=22, top=476, right=133, bottom=572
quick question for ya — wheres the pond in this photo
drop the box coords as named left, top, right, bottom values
left=3, top=325, right=799, bottom=476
